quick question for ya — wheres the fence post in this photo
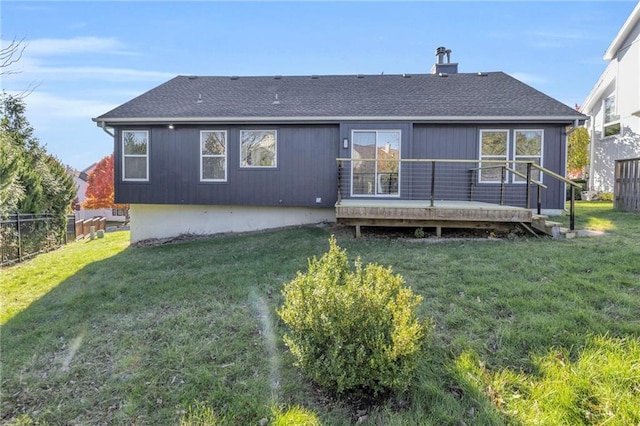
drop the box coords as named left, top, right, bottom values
left=17, top=214, right=22, bottom=263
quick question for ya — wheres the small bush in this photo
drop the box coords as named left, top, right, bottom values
left=278, top=236, right=428, bottom=397
left=599, top=192, right=614, bottom=202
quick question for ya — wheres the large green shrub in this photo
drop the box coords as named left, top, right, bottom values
left=278, top=236, right=428, bottom=397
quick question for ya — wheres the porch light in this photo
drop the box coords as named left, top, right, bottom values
left=168, top=124, right=174, bottom=130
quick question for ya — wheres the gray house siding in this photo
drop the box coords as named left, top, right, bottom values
left=114, top=122, right=567, bottom=210
left=115, top=125, right=340, bottom=208
left=409, top=124, right=566, bottom=209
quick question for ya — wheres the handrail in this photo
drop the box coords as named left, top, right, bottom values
left=531, top=164, right=582, bottom=188
left=470, top=165, right=548, bottom=189
left=337, top=158, right=579, bottom=231
left=337, top=158, right=546, bottom=164
left=532, top=164, right=578, bottom=230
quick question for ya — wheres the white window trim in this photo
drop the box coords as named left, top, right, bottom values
left=122, top=130, right=149, bottom=182
left=350, top=129, right=402, bottom=198
left=478, top=129, right=509, bottom=184
left=603, top=95, right=621, bottom=138
left=239, top=129, right=278, bottom=168
left=513, top=129, right=544, bottom=184
left=200, top=130, right=228, bottom=182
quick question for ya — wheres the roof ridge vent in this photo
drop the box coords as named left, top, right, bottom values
left=477, top=72, right=488, bottom=77
left=357, top=74, right=364, bottom=79
left=402, top=73, right=411, bottom=78
left=438, top=72, right=448, bottom=77
left=188, top=75, right=198, bottom=80
left=311, top=75, right=319, bottom=79
left=274, top=75, right=282, bottom=79
left=230, top=76, right=239, bottom=80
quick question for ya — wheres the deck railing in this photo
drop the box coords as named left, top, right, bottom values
left=336, top=158, right=582, bottom=230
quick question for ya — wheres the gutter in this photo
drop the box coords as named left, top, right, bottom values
left=93, top=115, right=586, bottom=126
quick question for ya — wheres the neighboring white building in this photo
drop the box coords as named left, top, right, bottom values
left=581, top=1, right=640, bottom=193
left=70, top=163, right=127, bottom=222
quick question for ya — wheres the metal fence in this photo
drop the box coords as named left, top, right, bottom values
left=0, top=214, right=79, bottom=267
left=614, top=157, right=640, bottom=212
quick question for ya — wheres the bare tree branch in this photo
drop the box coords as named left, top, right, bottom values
left=1, top=37, right=27, bottom=75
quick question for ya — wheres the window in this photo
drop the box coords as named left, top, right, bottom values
left=122, top=130, right=149, bottom=181
left=351, top=130, right=400, bottom=196
left=604, top=96, right=620, bottom=137
left=479, top=130, right=508, bottom=182
left=240, top=130, right=277, bottom=167
left=201, top=130, right=227, bottom=181
left=514, top=130, right=543, bottom=183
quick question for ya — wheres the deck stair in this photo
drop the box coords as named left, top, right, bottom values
left=531, top=214, right=573, bottom=238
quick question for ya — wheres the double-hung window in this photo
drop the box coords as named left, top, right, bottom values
left=240, top=130, right=277, bottom=168
left=604, top=95, right=620, bottom=137
left=201, top=130, right=227, bottom=181
left=122, top=130, right=149, bottom=181
left=514, top=130, right=543, bottom=183
left=479, top=130, right=508, bottom=182
left=351, top=130, right=400, bottom=196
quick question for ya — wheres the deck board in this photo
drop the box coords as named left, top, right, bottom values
left=335, top=199, right=532, bottom=230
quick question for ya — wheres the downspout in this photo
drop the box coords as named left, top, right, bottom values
left=588, top=116, right=596, bottom=191
left=100, top=121, right=114, bottom=137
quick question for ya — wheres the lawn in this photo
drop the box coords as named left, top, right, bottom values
left=1, top=202, right=639, bottom=425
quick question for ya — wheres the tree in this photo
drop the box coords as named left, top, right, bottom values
left=0, top=93, right=75, bottom=239
left=83, top=154, right=129, bottom=218
left=567, top=127, right=590, bottom=178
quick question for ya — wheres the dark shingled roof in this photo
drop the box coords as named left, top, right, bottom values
left=95, top=72, right=585, bottom=123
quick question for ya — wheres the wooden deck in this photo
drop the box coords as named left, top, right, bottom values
left=335, top=199, right=532, bottom=236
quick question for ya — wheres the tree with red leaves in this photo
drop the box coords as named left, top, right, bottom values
left=83, top=154, right=129, bottom=218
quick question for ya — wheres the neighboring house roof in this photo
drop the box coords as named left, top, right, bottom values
left=604, top=1, right=640, bottom=60
left=95, top=72, right=584, bottom=125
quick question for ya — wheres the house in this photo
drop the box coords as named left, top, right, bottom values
left=581, top=2, right=640, bottom=193
left=94, top=48, right=585, bottom=242
left=70, top=163, right=127, bottom=222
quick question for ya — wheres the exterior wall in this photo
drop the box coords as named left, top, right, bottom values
left=71, top=175, right=127, bottom=222
left=115, top=125, right=340, bottom=208
left=129, top=204, right=335, bottom=243
left=412, top=124, right=566, bottom=210
left=584, top=14, right=640, bottom=192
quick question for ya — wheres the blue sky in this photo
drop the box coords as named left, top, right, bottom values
left=1, top=1, right=637, bottom=170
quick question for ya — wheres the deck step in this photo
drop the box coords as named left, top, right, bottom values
left=531, top=218, right=564, bottom=237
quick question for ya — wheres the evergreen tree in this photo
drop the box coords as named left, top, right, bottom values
left=0, top=93, right=76, bottom=239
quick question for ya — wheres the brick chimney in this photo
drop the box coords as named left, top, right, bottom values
left=430, top=46, right=458, bottom=74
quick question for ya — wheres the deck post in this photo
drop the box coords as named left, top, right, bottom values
left=526, top=162, right=532, bottom=209
left=537, top=185, right=542, bottom=215
left=570, top=186, right=575, bottom=231
left=500, top=166, right=506, bottom=205
left=355, top=225, right=361, bottom=238
left=430, top=161, right=436, bottom=207
left=337, top=160, right=342, bottom=204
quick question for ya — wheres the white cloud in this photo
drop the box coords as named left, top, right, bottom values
left=25, top=36, right=129, bottom=56
left=15, top=91, right=118, bottom=119
left=23, top=64, right=176, bottom=82
left=526, top=29, right=601, bottom=48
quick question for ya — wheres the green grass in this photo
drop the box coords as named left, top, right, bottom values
left=1, top=202, right=639, bottom=425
